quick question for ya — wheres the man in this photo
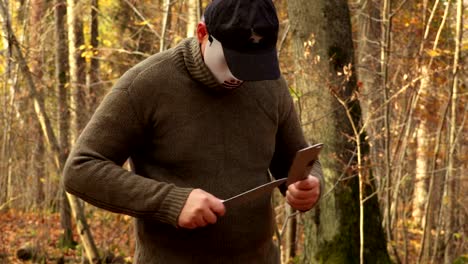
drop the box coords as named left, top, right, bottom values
left=63, top=0, right=323, bottom=263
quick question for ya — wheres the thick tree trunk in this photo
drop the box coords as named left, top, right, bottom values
left=287, top=0, right=391, bottom=263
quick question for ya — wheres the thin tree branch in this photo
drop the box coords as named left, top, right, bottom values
left=122, top=0, right=161, bottom=39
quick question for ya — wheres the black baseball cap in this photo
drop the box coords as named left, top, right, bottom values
left=204, top=0, right=280, bottom=81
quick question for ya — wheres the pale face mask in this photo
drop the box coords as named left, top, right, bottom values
left=204, top=35, right=244, bottom=89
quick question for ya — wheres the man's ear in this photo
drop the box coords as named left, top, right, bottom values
left=196, top=22, right=208, bottom=44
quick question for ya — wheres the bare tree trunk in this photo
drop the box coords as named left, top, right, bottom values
left=160, top=0, right=172, bottom=52
left=0, top=84, right=14, bottom=210
left=412, top=65, right=431, bottom=227
left=66, top=192, right=100, bottom=263
left=186, top=0, right=199, bottom=37
left=412, top=37, right=446, bottom=262
left=88, top=0, right=101, bottom=116
left=32, top=139, right=46, bottom=205
left=54, top=0, right=75, bottom=249
left=356, top=0, right=384, bottom=184
left=380, top=0, right=394, bottom=240
left=418, top=99, right=450, bottom=264
left=355, top=2, right=405, bottom=262
left=56, top=1, right=99, bottom=261
left=354, top=2, right=405, bottom=260
left=0, top=0, right=13, bottom=208
left=56, top=0, right=70, bottom=160
left=30, top=0, right=46, bottom=208
left=69, top=2, right=101, bottom=262
left=67, top=0, right=87, bottom=143
left=0, top=101, right=12, bottom=207
left=287, top=0, right=391, bottom=263
left=283, top=206, right=297, bottom=263
left=444, top=1, right=462, bottom=263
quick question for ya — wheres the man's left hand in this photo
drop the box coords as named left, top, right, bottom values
left=286, top=175, right=320, bottom=211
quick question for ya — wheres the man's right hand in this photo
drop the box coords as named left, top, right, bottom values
left=178, top=189, right=226, bottom=229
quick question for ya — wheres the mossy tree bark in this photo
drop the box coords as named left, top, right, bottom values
left=287, top=0, right=391, bottom=263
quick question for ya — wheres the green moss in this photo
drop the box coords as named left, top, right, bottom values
left=57, top=230, right=77, bottom=249
left=453, top=255, right=468, bottom=264
left=313, top=170, right=392, bottom=264
left=315, top=184, right=359, bottom=264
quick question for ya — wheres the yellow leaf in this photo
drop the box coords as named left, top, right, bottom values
left=443, top=195, right=449, bottom=205
left=135, top=20, right=149, bottom=26
left=173, top=35, right=183, bottom=43
left=426, top=49, right=441, bottom=57
left=462, top=42, right=468, bottom=51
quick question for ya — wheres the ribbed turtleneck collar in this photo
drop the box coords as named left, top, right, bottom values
left=171, top=37, right=228, bottom=92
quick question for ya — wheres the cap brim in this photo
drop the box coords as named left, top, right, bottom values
left=223, top=47, right=280, bottom=81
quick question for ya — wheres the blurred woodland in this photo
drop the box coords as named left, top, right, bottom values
left=0, top=0, right=466, bottom=263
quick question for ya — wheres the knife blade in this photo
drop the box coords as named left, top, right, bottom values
left=222, top=178, right=287, bottom=207
left=286, top=143, right=324, bottom=186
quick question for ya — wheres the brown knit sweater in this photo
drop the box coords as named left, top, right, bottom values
left=63, top=38, right=322, bottom=264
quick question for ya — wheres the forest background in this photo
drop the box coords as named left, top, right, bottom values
left=0, top=0, right=466, bottom=263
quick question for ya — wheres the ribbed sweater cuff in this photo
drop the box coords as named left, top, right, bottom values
left=154, top=187, right=193, bottom=227
left=310, top=161, right=324, bottom=200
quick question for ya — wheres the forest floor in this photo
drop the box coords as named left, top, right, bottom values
left=0, top=208, right=443, bottom=264
left=0, top=209, right=135, bottom=264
